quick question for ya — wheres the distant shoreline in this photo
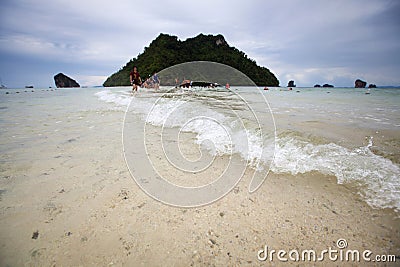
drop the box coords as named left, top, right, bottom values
left=2, top=85, right=400, bottom=90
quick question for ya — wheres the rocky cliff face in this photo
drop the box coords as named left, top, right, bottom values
left=355, top=79, right=367, bottom=88
left=287, top=80, right=296, bottom=87
left=54, top=73, right=80, bottom=88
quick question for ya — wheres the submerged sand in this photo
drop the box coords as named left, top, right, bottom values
left=0, top=108, right=399, bottom=266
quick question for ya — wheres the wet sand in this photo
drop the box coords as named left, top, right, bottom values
left=0, top=109, right=399, bottom=266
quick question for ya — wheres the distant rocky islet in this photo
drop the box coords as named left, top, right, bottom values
left=310, top=79, right=377, bottom=88
left=54, top=73, right=80, bottom=88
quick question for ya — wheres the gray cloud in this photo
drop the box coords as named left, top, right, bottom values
left=0, top=0, right=399, bottom=87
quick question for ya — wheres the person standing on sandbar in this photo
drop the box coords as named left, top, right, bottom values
left=130, top=66, right=142, bottom=92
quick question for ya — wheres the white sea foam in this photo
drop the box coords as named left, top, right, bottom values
left=270, top=136, right=400, bottom=211
left=145, top=97, right=234, bottom=155
left=96, top=89, right=400, bottom=212
left=95, top=90, right=131, bottom=107
left=146, top=98, right=268, bottom=164
left=182, top=118, right=227, bottom=154
left=231, top=129, right=265, bottom=166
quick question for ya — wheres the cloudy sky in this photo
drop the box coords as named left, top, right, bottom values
left=0, top=0, right=399, bottom=87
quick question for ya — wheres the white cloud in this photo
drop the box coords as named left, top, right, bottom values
left=75, top=75, right=108, bottom=86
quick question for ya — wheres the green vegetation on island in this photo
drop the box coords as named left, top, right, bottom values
left=103, top=33, right=279, bottom=87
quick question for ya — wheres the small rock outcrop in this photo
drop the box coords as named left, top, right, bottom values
left=368, top=84, right=377, bottom=88
left=322, top=84, right=334, bottom=88
left=54, top=73, right=80, bottom=88
left=355, top=79, right=367, bottom=88
left=314, top=84, right=321, bottom=87
left=288, top=80, right=296, bottom=87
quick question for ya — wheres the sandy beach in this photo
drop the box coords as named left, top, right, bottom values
left=0, top=87, right=399, bottom=266
left=1, top=148, right=399, bottom=266
left=1, top=0, right=400, bottom=265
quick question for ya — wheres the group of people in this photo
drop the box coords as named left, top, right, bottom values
left=129, top=66, right=159, bottom=92
left=130, top=66, right=232, bottom=92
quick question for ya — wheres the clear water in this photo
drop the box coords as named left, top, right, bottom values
left=1, top=86, right=399, bottom=211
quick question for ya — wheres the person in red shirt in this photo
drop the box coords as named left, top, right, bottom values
left=129, top=66, right=142, bottom=92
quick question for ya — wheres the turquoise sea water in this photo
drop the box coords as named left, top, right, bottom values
left=0, top=86, right=399, bottom=211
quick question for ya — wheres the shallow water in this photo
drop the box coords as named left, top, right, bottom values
left=1, top=86, right=399, bottom=211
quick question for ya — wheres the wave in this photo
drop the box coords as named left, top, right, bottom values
left=271, top=135, right=400, bottom=212
left=96, top=89, right=400, bottom=212
left=94, top=90, right=131, bottom=108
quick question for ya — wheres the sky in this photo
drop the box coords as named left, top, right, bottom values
left=0, top=0, right=399, bottom=88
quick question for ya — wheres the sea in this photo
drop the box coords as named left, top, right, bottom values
left=0, top=86, right=399, bottom=211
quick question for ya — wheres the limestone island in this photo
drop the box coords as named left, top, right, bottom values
left=355, top=79, right=367, bottom=88
left=54, top=73, right=80, bottom=88
left=103, top=33, right=279, bottom=87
